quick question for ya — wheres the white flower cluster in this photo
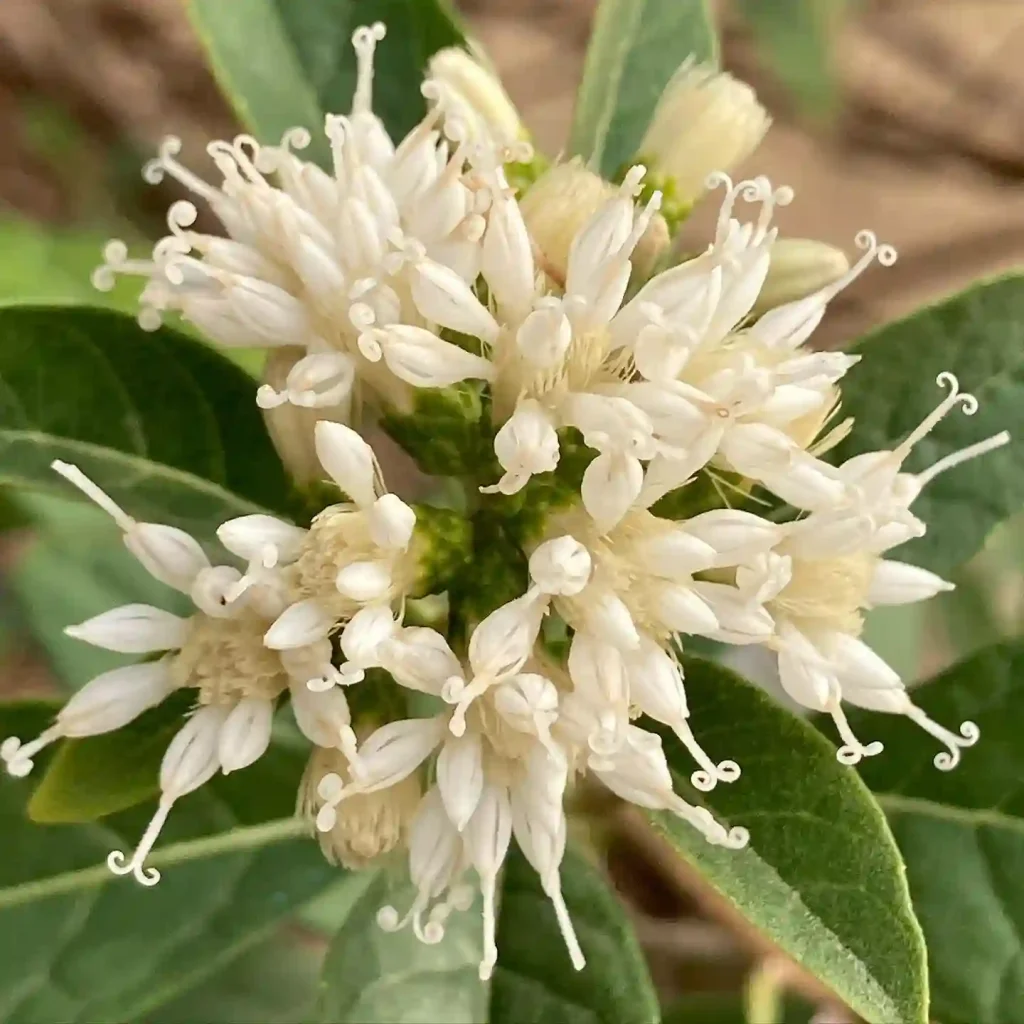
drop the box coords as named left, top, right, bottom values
left=5, top=23, right=1010, bottom=983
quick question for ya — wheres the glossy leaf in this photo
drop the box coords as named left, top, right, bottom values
left=0, top=701, right=336, bottom=1023
left=569, top=0, right=718, bottom=177
left=0, top=304, right=290, bottom=545
left=853, top=642, right=1024, bottom=1024
left=187, top=0, right=465, bottom=166
left=648, top=657, right=928, bottom=1024
left=318, top=845, right=659, bottom=1023
left=835, top=274, right=1024, bottom=575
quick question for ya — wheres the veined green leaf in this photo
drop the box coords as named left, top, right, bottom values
left=853, top=642, right=1024, bottom=1024
left=187, top=0, right=465, bottom=165
left=0, top=701, right=336, bottom=1023
left=835, top=274, right=1024, bottom=575
left=649, top=657, right=927, bottom=1023
left=569, top=0, right=718, bottom=178
left=317, top=845, right=659, bottom=1023
left=0, top=304, right=290, bottom=546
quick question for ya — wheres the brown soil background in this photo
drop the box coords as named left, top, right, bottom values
left=3, top=0, right=1024, bottom=339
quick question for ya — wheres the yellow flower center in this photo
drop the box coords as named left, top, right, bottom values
left=172, top=609, right=287, bottom=704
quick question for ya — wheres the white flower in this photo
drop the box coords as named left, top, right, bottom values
left=637, top=59, right=770, bottom=209
left=427, top=47, right=525, bottom=151
left=819, top=372, right=1011, bottom=526
left=732, top=372, right=1009, bottom=770
left=313, top=640, right=577, bottom=979
left=403, top=588, right=550, bottom=737
left=738, top=504, right=974, bottom=770
left=482, top=399, right=560, bottom=496
left=526, top=521, right=768, bottom=790
left=93, top=23, right=497, bottom=412
left=614, top=189, right=894, bottom=508
left=473, top=165, right=668, bottom=528
left=535, top=509, right=777, bottom=651
left=0, top=461, right=360, bottom=884
left=223, top=424, right=418, bottom=688
left=306, top=574, right=747, bottom=978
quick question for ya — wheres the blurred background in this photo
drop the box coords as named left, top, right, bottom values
left=1, top=0, right=1022, bottom=1020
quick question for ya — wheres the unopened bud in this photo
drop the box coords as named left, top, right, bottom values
left=529, top=535, right=592, bottom=596
left=428, top=46, right=525, bottom=149
left=299, top=746, right=421, bottom=868
left=521, top=161, right=669, bottom=286
left=260, top=347, right=351, bottom=484
left=753, top=239, right=851, bottom=316
left=636, top=60, right=769, bottom=220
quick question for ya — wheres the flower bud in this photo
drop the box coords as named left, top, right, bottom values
left=300, top=746, right=421, bottom=868
left=529, top=535, right=592, bottom=596
left=752, top=239, right=851, bottom=316
left=65, top=604, right=189, bottom=654
left=315, top=420, right=378, bottom=507
left=59, top=661, right=175, bottom=737
left=636, top=60, right=769, bottom=217
left=521, top=162, right=670, bottom=286
left=485, top=399, right=560, bottom=496
left=428, top=46, right=526, bottom=149
left=335, top=560, right=393, bottom=602
left=218, top=696, right=275, bottom=774
left=867, top=559, right=954, bottom=607
left=436, top=731, right=485, bottom=831
left=260, top=347, right=351, bottom=485
left=160, top=705, right=227, bottom=799
left=125, top=524, right=210, bottom=593
left=368, top=493, right=417, bottom=550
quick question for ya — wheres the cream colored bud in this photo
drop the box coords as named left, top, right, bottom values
left=521, top=161, right=668, bottom=286
left=632, top=210, right=671, bottom=279
left=299, top=746, right=421, bottom=869
left=428, top=47, right=525, bottom=149
left=521, top=162, right=614, bottom=285
left=638, top=60, right=769, bottom=212
left=260, top=347, right=351, bottom=484
left=753, top=239, right=851, bottom=315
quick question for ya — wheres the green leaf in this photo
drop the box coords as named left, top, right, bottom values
left=852, top=642, right=1024, bottom=1024
left=649, top=657, right=927, bottom=1024
left=0, top=304, right=290, bottom=545
left=0, top=218, right=142, bottom=313
left=318, top=845, right=659, bottom=1023
left=490, top=845, right=660, bottom=1024
left=737, top=0, right=843, bottom=118
left=0, top=701, right=337, bottom=1023
left=317, top=869, right=484, bottom=1023
left=187, top=0, right=465, bottom=165
left=150, top=926, right=327, bottom=1024
left=834, top=274, right=1024, bottom=575
left=569, top=0, right=718, bottom=178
